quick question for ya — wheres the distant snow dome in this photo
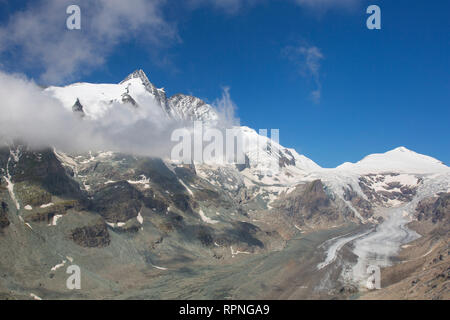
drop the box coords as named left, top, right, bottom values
left=336, top=147, right=449, bottom=174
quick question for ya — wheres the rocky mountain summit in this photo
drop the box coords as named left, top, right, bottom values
left=0, top=70, right=448, bottom=300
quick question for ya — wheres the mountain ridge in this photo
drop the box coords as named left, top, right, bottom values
left=45, top=69, right=449, bottom=174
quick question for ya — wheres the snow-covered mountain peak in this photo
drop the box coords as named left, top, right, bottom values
left=120, top=69, right=169, bottom=112
left=119, top=69, right=166, bottom=96
left=119, top=69, right=151, bottom=85
left=336, top=146, right=448, bottom=174
left=392, top=146, right=409, bottom=153
left=119, top=70, right=219, bottom=122
left=44, top=69, right=172, bottom=120
left=45, top=69, right=222, bottom=123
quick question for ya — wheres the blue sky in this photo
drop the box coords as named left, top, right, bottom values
left=0, top=0, right=449, bottom=167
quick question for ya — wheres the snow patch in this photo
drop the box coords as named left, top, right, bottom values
left=152, top=265, right=168, bottom=271
left=230, top=246, right=251, bottom=258
left=106, top=221, right=126, bottom=228
left=137, top=211, right=143, bottom=224
left=30, top=293, right=42, bottom=300
left=198, top=209, right=218, bottom=224
left=178, top=179, right=193, bottom=196
left=3, top=176, right=20, bottom=210
left=51, top=260, right=67, bottom=271
left=127, top=175, right=150, bottom=189
left=51, top=214, right=63, bottom=226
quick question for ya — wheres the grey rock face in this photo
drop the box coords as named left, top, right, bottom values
left=279, top=149, right=296, bottom=168
left=343, top=185, right=374, bottom=219
left=272, top=179, right=354, bottom=228
left=415, top=192, right=450, bottom=224
left=358, top=173, right=420, bottom=206
left=121, top=92, right=137, bottom=107
left=5, top=148, right=83, bottom=199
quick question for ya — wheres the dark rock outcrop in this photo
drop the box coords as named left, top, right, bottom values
left=279, top=149, right=296, bottom=168
left=15, top=183, right=52, bottom=207
left=72, top=98, right=85, bottom=117
left=121, top=93, right=137, bottom=107
left=0, top=201, right=10, bottom=229
left=91, top=181, right=142, bottom=223
left=70, top=220, right=110, bottom=248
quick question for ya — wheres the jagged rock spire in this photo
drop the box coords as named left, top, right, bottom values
left=72, top=98, right=85, bottom=117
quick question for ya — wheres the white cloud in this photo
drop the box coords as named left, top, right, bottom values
left=0, top=0, right=176, bottom=84
left=294, top=0, right=359, bottom=10
left=187, top=0, right=360, bottom=13
left=283, top=45, right=324, bottom=103
left=186, top=0, right=262, bottom=13
left=213, top=87, right=240, bottom=127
